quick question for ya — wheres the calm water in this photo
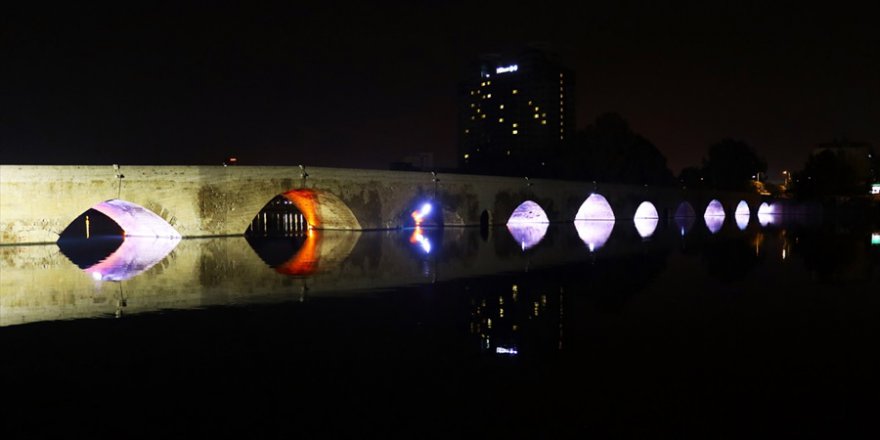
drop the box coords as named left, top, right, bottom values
left=2, top=216, right=879, bottom=437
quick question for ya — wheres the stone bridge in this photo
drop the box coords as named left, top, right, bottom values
left=0, top=165, right=779, bottom=244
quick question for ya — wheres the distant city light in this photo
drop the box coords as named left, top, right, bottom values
left=496, top=347, right=518, bottom=355
left=872, top=233, right=880, bottom=246
left=871, top=184, right=880, bottom=195
left=496, top=64, right=518, bottom=74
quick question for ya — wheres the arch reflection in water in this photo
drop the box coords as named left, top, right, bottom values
left=65, top=237, right=181, bottom=281
left=246, top=230, right=362, bottom=276
left=675, top=201, right=696, bottom=219
left=574, top=220, right=615, bottom=252
left=507, top=223, right=549, bottom=250
left=675, top=216, right=696, bottom=236
left=735, top=214, right=750, bottom=230
left=705, top=215, right=725, bottom=234
left=634, top=218, right=659, bottom=238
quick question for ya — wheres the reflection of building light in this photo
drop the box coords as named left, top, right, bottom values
left=410, top=227, right=432, bottom=253
left=496, top=347, right=518, bottom=355
left=872, top=233, right=880, bottom=246
left=574, top=220, right=615, bottom=252
left=782, top=248, right=787, bottom=260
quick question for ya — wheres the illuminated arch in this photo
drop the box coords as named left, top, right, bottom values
left=757, top=202, right=774, bottom=216
left=575, top=193, right=615, bottom=221
left=735, top=200, right=750, bottom=217
left=70, top=199, right=180, bottom=239
left=280, top=189, right=361, bottom=230
left=633, top=201, right=658, bottom=239
left=675, top=201, right=696, bottom=218
left=704, top=199, right=725, bottom=218
left=507, top=200, right=549, bottom=224
left=634, top=201, right=658, bottom=219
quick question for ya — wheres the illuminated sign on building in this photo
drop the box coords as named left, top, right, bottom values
left=871, top=183, right=880, bottom=195
left=496, top=64, right=518, bottom=74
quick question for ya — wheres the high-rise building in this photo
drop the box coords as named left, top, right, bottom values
left=458, top=47, right=575, bottom=176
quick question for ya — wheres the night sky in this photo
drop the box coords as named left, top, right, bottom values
left=3, top=1, right=878, bottom=180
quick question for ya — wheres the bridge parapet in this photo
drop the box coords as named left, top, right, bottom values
left=1, top=165, right=771, bottom=244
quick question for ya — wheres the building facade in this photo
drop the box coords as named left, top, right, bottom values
left=458, top=48, right=575, bottom=176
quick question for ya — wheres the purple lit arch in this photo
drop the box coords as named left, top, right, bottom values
left=575, top=194, right=615, bottom=221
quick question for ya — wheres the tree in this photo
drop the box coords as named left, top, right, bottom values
left=558, top=113, right=675, bottom=185
left=792, top=149, right=860, bottom=197
left=678, top=166, right=705, bottom=189
left=702, top=139, right=767, bottom=191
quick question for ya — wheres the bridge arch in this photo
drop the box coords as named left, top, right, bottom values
left=59, top=199, right=180, bottom=240
left=575, top=193, right=615, bottom=221
left=633, top=201, right=659, bottom=239
left=704, top=199, right=725, bottom=218
left=735, top=200, right=751, bottom=217
left=507, top=200, right=549, bottom=224
left=675, top=201, right=696, bottom=218
left=251, top=189, right=361, bottom=232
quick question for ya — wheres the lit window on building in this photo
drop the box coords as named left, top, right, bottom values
left=512, top=123, right=518, bottom=128
left=470, top=103, right=475, bottom=108
left=533, top=114, right=539, bottom=119
left=499, top=104, right=504, bottom=110
left=528, top=100, right=532, bottom=106
left=487, top=81, right=491, bottom=85
left=506, top=150, right=511, bottom=155
left=559, top=73, right=564, bottom=78
left=512, top=129, right=519, bottom=135
left=534, top=106, right=539, bottom=111
left=481, top=81, right=486, bottom=86
left=541, top=120, right=547, bottom=125
left=481, top=114, right=486, bottom=119
left=470, top=116, right=475, bottom=121
left=463, top=153, right=470, bottom=159
left=487, top=93, right=492, bottom=98
left=498, top=118, right=504, bottom=123
left=512, top=89, right=518, bottom=94
left=476, top=108, right=481, bottom=113
left=465, top=129, right=470, bottom=134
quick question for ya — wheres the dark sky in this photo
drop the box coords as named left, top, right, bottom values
left=3, top=1, right=878, bottom=180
